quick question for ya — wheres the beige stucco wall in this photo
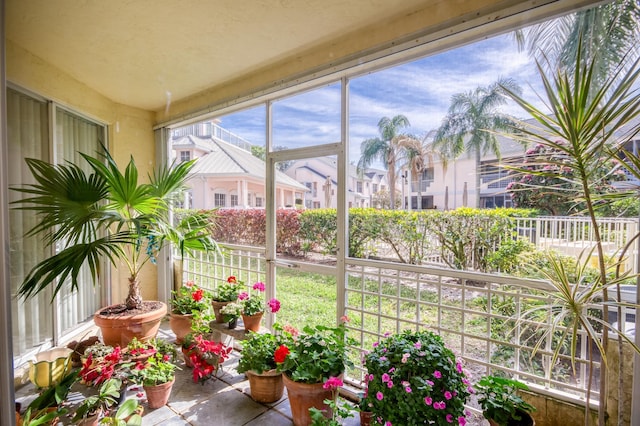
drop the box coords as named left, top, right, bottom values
left=6, top=39, right=159, bottom=302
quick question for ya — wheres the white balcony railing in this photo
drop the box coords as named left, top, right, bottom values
left=180, top=243, right=620, bottom=406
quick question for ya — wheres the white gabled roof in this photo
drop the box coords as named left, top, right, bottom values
left=174, top=135, right=308, bottom=191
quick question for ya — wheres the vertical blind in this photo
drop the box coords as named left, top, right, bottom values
left=7, top=88, right=104, bottom=356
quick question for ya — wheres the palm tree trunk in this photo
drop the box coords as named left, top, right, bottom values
left=475, top=150, right=482, bottom=208
left=126, top=277, right=143, bottom=310
left=388, top=160, right=396, bottom=210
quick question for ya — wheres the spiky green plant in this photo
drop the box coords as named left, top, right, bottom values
left=501, top=39, right=640, bottom=426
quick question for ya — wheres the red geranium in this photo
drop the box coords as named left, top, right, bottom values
left=274, top=344, right=290, bottom=364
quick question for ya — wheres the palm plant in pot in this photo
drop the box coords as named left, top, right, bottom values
left=12, top=148, right=220, bottom=346
left=475, top=375, right=536, bottom=426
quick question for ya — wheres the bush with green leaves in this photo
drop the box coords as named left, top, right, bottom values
left=475, top=375, right=535, bottom=426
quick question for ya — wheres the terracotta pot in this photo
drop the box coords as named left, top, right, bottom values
left=144, top=377, right=175, bottom=409
left=241, top=312, right=263, bottom=332
left=169, top=312, right=193, bottom=344
left=182, top=347, right=194, bottom=368
left=211, top=300, right=231, bottom=323
left=359, top=411, right=374, bottom=426
left=283, top=374, right=334, bottom=426
left=246, top=369, right=284, bottom=403
left=76, top=411, right=101, bottom=426
left=94, top=302, right=167, bottom=347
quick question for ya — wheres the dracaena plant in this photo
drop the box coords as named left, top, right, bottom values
left=501, top=38, right=640, bottom=426
left=12, top=147, right=220, bottom=310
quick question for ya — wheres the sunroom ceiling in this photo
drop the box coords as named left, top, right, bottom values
left=7, top=0, right=433, bottom=111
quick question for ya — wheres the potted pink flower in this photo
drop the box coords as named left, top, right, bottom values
left=238, top=281, right=281, bottom=332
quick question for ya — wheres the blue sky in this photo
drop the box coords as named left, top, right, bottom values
left=213, top=29, right=548, bottom=163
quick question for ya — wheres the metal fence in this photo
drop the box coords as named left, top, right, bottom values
left=179, top=244, right=615, bottom=406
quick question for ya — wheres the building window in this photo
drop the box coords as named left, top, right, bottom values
left=180, top=151, right=191, bottom=162
left=230, top=194, right=239, bottom=207
left=214, top=193, right=226, bottom=207
left=357, top=181, right=363, bottom=193
left=372, top=183, right=378, bottom=193
left=313, top=201, right=320, bottom=208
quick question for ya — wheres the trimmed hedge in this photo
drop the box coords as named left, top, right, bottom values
left=177, top=207, right=537, bottom=270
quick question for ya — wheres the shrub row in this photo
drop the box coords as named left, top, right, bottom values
left=176, top=207, right=537, bottom=270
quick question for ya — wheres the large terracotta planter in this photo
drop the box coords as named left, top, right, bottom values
left=246, top=369, right=284, bottom=403
left=94, top=302, right=167, bottom=347
left=241, top=312, right=263, bottom=332
left=144, top=378, right=175, bottom=409
left=211, top=300, right=231, bottom=323
left=169, top=312, right=193, bottom=344
left=28, top=347, right=74, bottom=388
left=283, top=374, right=333, bottom=426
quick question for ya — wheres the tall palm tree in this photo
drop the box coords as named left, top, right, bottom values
left=433, top=78, right=521, bottom=207
left=515, top=0, right=640, bottom=87
left=358, top=115, right=411, bottom=209
left=397, top=136, right=439, bottom=210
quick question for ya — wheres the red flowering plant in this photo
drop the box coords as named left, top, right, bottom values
left=238, top=281, right=281, bottom=316
left=186, top=334, right=233, bottom=384
left=171, top=280, right=211, bottom=314
left=79, top=345, right=125, bottom=387
left=212, top=276, right=241, bottom=302
left=363, top=330, right=473, bottom=426
left=275, top=316, right=355, bottom=384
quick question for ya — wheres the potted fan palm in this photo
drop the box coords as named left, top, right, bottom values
left=12, top=147, right=220, bottom=347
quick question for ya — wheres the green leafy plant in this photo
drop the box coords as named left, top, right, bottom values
left=12, top=148, right=220, bottom=310
left=276, top=318, right=355, bottom=384
left=171, top=280, right=211, bottom=314
left=27, top=370, right=78, bottom=411
left=363, top=330, right=472, bottom=426
left=475, top=376, right=536, bottom=426
left=72, top=378, right=122, bottom=422
left=98, top=399, right=143, bottom=426
left=127, top=352, right=177, bottom=386
left=237, top=329, right=285, bottom=374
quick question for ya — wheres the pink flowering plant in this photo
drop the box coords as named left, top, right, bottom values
left=238, top=281, right=281, bottom=316
left=363, top=330, right=472, bottom=426
left=309, top=376, right=355, bottom=425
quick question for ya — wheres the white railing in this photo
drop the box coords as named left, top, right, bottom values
left=514, top=216, right=639, bottom=273
left=179, top=244, right=614, bottom=405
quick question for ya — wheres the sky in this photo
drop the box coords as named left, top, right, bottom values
left=207, top=28, right=550, bottom=165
